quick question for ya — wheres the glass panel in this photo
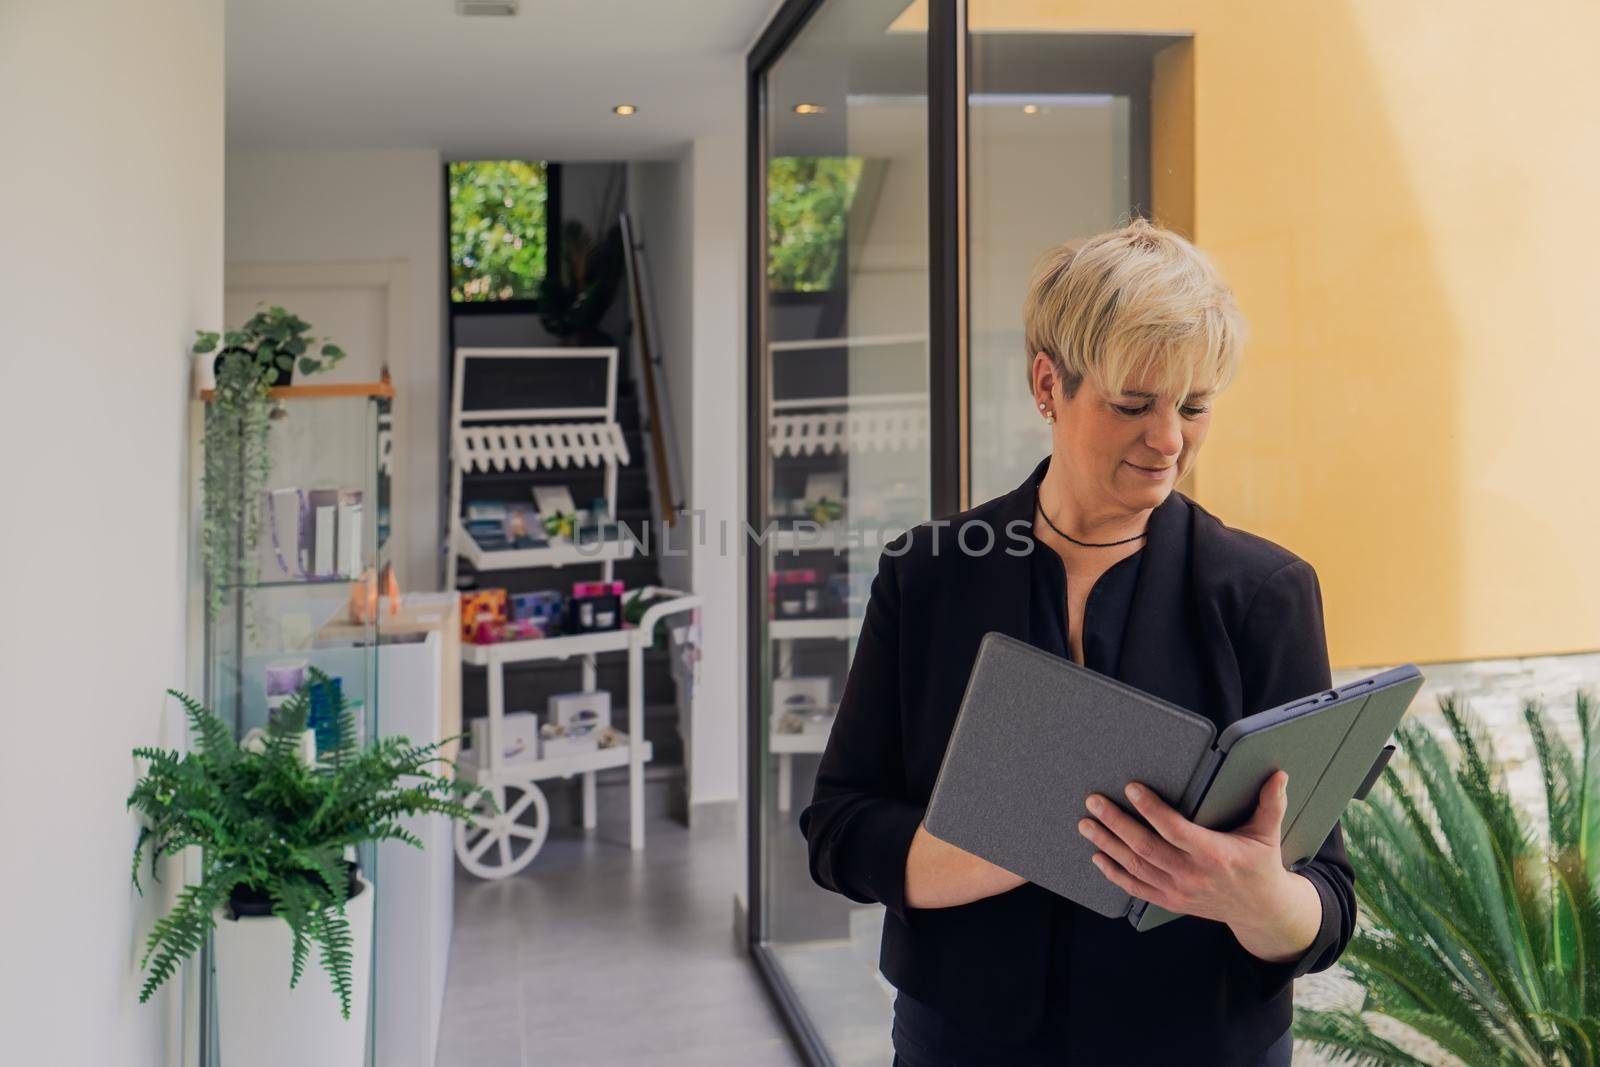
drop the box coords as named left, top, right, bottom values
left=757, top=1, right=929, bottom=1061
left=202, top=392, right=385, bottom=1066
left=967, top=35, right=1139, bottom=502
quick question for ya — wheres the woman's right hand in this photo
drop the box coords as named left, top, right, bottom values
left=904, top=821, right=1028, bottom=909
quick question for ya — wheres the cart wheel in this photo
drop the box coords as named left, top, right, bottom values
left=454, top=781, right=550, bottom=880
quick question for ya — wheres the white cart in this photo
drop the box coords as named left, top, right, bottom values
left=452, top=587, right=701, bottom=879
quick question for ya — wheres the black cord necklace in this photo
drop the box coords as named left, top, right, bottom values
left=1035, top=488, right=1148, bottom=548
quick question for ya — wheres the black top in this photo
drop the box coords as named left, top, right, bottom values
left=800, top=455, right=1352, bottom=1066
left=891, top=494, right=1144, bottom=1064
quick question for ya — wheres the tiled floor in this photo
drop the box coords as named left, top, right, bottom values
left=436, top=793, right=803, bottom=1067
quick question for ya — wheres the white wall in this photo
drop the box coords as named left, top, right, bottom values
left=623, top=78, right=745, bottom=842
left=0, top=1, right=224, bottom=1063
left=225, top=149, right=445, bottom=590
left=686, top=124, right=747, bottom=826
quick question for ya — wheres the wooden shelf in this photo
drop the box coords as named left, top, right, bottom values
left=200, top=369, right=394, bottom=403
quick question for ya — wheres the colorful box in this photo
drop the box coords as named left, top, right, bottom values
left=510, top=590, right=564, bottom=628
left=460, top=588, right=508, bottom=641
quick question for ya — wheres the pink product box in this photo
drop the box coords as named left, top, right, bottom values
left=572, top=580, right=624, bottom=599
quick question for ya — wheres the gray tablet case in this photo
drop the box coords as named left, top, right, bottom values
left=922, top=632, right=1422, bottom=932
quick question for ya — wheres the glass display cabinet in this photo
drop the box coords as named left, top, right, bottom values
left=199, top=375, right=394, bottom=1066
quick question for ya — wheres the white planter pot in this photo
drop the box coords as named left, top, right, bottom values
left=212, top=873, right=373, bottom=1067
left=193, top=349, right=217, bottom=396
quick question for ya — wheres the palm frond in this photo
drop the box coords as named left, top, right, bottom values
left=1310, top=689, right=1600, bottom=1067
left=1293, top=1008, right=1440, bottom=1067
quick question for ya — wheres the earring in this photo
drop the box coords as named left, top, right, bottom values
left=1039, top=401, right=1054, bottom=425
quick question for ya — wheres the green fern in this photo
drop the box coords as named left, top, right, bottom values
left=1296, top=690, right=1600, bottom=1066
left=128, top=668, right=490, bottom=1019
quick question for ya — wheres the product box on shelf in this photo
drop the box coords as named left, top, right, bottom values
left=264, top=660, right=308, bottom=714
left=258, top=488, right=306, bottom=580
left=305, top=488, right=342, bottom=578
left=337, top=489, right=363, bottom=577
left=567, top=580, right=623, bottom=634
left=306, top=673, right=345, bottom=754
left=769, top=568, right=828, bottom=619
left=504, top=502, right=546, bottom=548
left=460, top=589, right=508, bottom=641
left=510, top=590, right=564, bottom=629
left=470, top=711, right=541, bottom=764
left=548, top=690, right=611, bottom=732
left=464, top=517, right=510, bottom=551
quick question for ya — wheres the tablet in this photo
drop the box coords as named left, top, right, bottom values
left=922, top=632, right=1422, bottom=930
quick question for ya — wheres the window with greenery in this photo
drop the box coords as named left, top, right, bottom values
left=449, top=161, right=550, bottom=302
left=767, top=156, right=865, bottom=293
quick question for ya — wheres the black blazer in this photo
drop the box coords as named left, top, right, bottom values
left=798, top=457, right=1354, bottom=1066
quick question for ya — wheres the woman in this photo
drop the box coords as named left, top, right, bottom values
left=798, top=218, right=1352, bottom=1066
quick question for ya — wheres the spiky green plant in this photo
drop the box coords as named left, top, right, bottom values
left=128, top=670, right=486, bottom=1019
left=1295, top=690, right=1600, bottom=1066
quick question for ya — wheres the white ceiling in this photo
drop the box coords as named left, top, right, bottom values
left=227, top=0, right=782, bottom=159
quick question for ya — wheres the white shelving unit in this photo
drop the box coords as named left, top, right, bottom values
left=762, top=335, right=931, bottom=816
left=444, top=346, right=633, bottom=589
left=452, top=587, right=701, bottom=879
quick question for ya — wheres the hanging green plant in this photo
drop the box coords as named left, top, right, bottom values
left=192, top=306, right=346, bottom=617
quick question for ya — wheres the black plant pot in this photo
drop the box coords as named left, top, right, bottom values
left=227, top=860, right=362, bottom=920
left=214, top=346, right=293, bottom=388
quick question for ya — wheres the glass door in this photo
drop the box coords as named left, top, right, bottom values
left=749, top=0, right=931, bottom=1062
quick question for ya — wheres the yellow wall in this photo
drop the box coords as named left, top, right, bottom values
left=901, top=0, right=1600, bottom=669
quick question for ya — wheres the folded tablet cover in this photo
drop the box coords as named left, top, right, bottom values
left=1130, top=664, right=1422, bottom=931
left=923, top=632, right=1218, bottom=919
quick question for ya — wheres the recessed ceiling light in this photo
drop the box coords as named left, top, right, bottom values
left=792, top=103, right=827, bottom=115
left=1022, top=104, right=1040, bottom=115
left=613, top=104, right=637, bottom=116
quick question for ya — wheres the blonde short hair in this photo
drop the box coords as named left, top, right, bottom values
left=1022, top=217, right=1246, bottom=402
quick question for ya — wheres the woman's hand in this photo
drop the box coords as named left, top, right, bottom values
left=1077, top=770, right=1323, bottom=963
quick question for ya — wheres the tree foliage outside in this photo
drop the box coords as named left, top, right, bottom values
left=449, top=160, right=549, bottom=302
left=1295, top=690, right=1600, bottom=1066
left=767, top=156, right=864, bottom=293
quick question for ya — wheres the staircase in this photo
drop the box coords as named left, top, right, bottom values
left=453, top=356, right=687, bottom=826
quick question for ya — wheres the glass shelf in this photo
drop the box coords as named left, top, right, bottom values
left=200, top=387, right=390, bottom=1067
